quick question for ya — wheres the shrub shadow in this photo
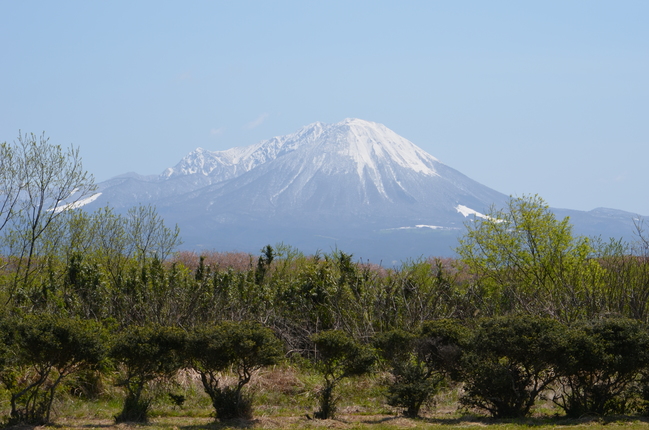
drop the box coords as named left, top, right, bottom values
left=180, top=418, right=257, bottom=430
left=361, top=414, right=649, bottom=427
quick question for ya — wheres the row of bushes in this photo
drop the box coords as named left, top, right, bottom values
left=0, top=316, right=282, bottom=425
left=3, top=314, right=649, bottom=424
left=377, top=316, right=649, bottom=418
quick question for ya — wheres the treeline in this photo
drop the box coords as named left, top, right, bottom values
left=2, top=133, right=649, bottom=425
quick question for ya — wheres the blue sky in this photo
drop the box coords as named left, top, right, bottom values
left=2, top=1, right=648, bottom=215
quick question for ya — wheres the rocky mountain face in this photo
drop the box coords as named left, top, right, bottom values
left=87, top=119, right=641, bottom=263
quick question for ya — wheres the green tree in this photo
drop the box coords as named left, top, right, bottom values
left=58, top=250, right=107, bottom=319
left=272, top=254, right=337, bottom=352
left=125, top=205, right=181, bottom=268
left=375, top=258, right=461, bottom=332
left=255, top=244, right=275, bottom=285
left=54, top=205, right=183, bottom=324
left=0, top=141, right=22, bottom=234
left=374, top=318, right=474, bottom=417
left=2, top=133, right=95, bottom=306
left=419, top=319, right=471, bottom=381
left=456, top=194, right=604, bottom=320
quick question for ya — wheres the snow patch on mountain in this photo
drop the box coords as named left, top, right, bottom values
left=456, top=204, right=506, bottom=223
left=387, top=225, right=458, bottom=231
left=456, top=204, right=489, bottom=219
left=52, top=192, right=103, bottom=213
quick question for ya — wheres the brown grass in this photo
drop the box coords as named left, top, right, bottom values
left=171, top=250, right=255, bottom=272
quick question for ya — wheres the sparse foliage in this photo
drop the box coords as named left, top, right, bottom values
left=456, top=194, right=604, bottom=321
left=2, top=133, right=95, bottom=307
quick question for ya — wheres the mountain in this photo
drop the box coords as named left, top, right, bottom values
left=86, top=119, right=642, bottom=263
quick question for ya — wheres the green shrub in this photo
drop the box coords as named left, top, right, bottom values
left=458, top=316, right=563, bottom=418
left=552, top=317, right=649, bottom=417
left=311, top=330, right=375, bottom=419
left=187, top=321, right=282, bottom=420
left=374, top=329, right=444, bottom=417
left=111, top=324, right=186, bottom=423
left=1, top=314, right=107, bottom=425
left=419, top=319, right=471, bottom=381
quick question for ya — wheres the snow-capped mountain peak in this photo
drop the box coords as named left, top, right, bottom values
left=162, top=147, right=214, bottom=177
left=333, top=118, right=439, bottom=178
left=161, top=122, right=327, bottom=180
left=149, top=118, right=509, bottom=216
left=162, top=119, right=440, bottom=193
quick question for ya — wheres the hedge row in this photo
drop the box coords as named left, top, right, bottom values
left=3, top=314, right=649, bottom=425
left=378, top=316, right=649, bottom=418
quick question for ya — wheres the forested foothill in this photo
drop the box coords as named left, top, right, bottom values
left=3, top=134, right=649, bottom=427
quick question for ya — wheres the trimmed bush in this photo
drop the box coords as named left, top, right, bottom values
left=311, top=330, right=375, bottom=419
left=459, top=316, right=564, bottom=418
left=374, top=329, right=444, bottom=417
left=111, top=324, right=186, bottom=423
left=1, top=315, right=107, bottom=425
left=187, top=321, right=282, bottom=420
left=552, top=317, right=649, bottom=417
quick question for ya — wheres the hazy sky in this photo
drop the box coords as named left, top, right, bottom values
left=2, top=1, right=648, bottom=215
